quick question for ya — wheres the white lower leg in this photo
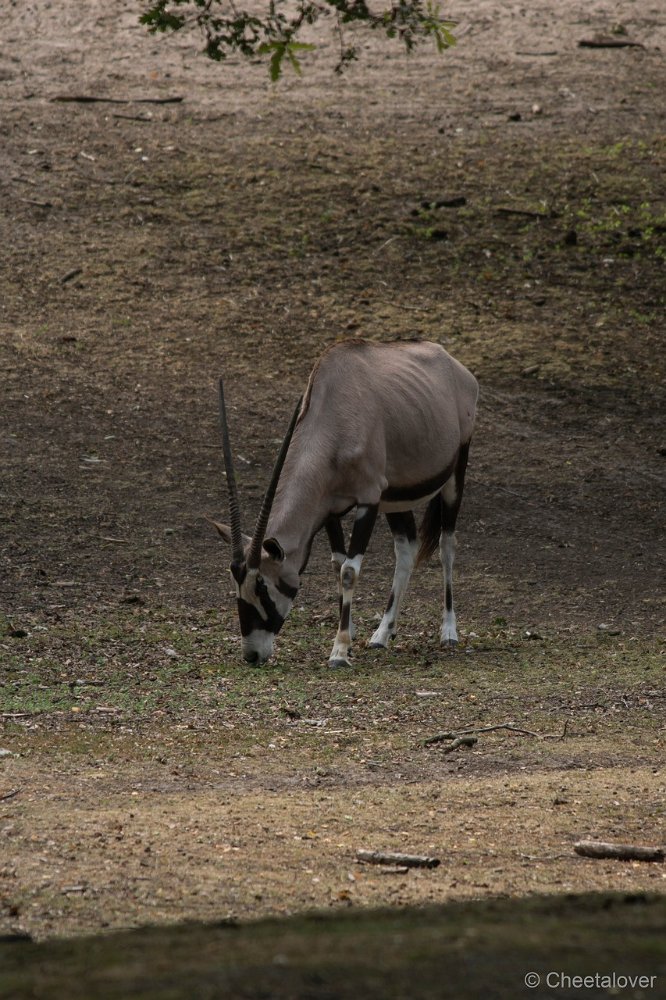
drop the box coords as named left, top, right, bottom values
left=370, top=537, right=418, bottom=648
left=440, top=531, right=458, bottom=644
left=329, top=555, right=362, bottom=666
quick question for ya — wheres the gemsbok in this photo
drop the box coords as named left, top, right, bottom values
left=210, top=339, right=478, bottom=667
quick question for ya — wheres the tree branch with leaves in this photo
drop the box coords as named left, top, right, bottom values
left=140, top=0, right=456, bottom=79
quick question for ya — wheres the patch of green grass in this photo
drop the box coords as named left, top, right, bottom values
left=1, top=608, right=663, bottom=754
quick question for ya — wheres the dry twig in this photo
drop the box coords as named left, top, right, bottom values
left=357, top=850, right=440, bottom=869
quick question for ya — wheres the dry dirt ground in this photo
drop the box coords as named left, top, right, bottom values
left=0, top=0, right=665, bottom=958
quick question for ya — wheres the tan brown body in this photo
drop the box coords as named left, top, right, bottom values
left=215, top=340, right=478, bottom=666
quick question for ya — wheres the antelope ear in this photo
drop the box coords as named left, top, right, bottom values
left=204, top=516, right=251, bottom=547
left=263, top=537, right=285, bottom=562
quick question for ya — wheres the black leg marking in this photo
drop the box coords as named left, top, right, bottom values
left=328, top=505, right=377, bottom=668
left=440, top=440, right=471, bottom=646
left=441, top=442, right=470, bottom=532
left=325, top=516, right=346, bottom=557
left=348, top=505, right=378, bottom=558
left=386, top=510, right=417, bottom=543
left=325, top=515, right=347, bottom=624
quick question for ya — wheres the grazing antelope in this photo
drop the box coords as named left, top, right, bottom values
left=211, top=339, right=478, bottom=667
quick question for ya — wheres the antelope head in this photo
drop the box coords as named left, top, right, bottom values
left=210, top=380, right=301, bottom=664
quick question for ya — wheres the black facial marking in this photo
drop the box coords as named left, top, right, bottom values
left=276, top=578, right=299, bottom=600
left=237, top=576, right=286, bottom=637
left=237, top=598, right=268, bottom=637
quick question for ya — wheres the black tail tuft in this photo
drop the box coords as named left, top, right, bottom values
left=416, top=495, right=442, bottom=566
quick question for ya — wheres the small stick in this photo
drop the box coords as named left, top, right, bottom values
left=357, top=850, right=440, bottom=869
left=112, top=113, right=154, bottom=122
left=467, top=477, right=540, bottom=507
left=0, top=789, right=20, bottom=802
left=378, top=300, right=434, bottom=314
left=19, top=198, right=53, bottom=208
left=495, top=207, right=552, bottom=219
left=574, top=841, right=664, bottom=862
left=460, top=723, right=542, bottom=738
left=372, top=236, right=399, bottom=255
left=60, top=268, right=83, bottom=284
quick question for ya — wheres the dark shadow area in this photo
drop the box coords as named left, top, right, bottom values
left=2, top=892, right=665, bottom=999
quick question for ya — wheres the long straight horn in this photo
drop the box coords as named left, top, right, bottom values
left=217, top=379, right=245, bottom=564
left=247, top=396, right=303, bottom=569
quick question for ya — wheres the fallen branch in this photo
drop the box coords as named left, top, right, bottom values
left=574, top=841, right=664, bottom=863
left=578, top=37, right=645, bottom=50
left=549, top=719, right=569, bottom=741
left=442, top=735, right=478, bottom=753
left=52, top=95, right=184, bottom=105
left=357, top=850, right=440, bottom=869
left=425, top=722, right=543, bottom=746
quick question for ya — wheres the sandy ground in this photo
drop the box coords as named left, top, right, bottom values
left=0, top=0, right=664, bottom=942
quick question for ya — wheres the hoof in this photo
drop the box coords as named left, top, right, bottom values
left=368, top=631, right=395, bottom=649
left=329, top=657, right=352, bottom=669
left=441, top=637, right=458, bottom=649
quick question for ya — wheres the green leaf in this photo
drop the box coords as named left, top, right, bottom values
left=258, top=39, right=315, bottom=80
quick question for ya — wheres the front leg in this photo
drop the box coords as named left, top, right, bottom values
left=329, top=505, right=378, bottom=668
left=325, top=516, right=355, bottom=643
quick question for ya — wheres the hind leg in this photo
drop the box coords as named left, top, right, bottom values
left=369, top=512, right=418, bottom=648
left=440, top=443, right=470, bottom=646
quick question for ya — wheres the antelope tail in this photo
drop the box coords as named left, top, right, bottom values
left=416, top=495, right=442, bottom=567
